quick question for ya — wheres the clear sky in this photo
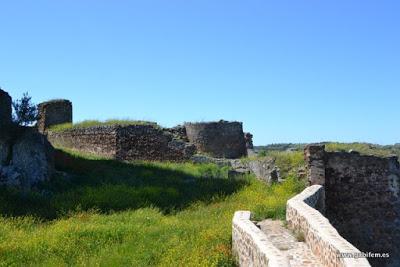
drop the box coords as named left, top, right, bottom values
left=1, top=1, right=399, bottom=145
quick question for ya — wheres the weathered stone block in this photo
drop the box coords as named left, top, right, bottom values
left=247, top=157, right=279, bottom=184
left=12, top=129, right=54, bottom=188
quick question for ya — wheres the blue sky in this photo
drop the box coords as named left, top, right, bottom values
left=1, top=1, right=399, bottom=145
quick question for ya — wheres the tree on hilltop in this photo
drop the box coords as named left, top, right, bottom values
left=12, top=92, right=38, bottom=126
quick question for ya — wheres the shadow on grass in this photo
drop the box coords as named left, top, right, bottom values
left=0, top=150, right=248, bottom=220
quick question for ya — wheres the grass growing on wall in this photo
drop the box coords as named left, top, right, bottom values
left=0, top=149, right=305, bottom=266
left=48, top=119, right=158, bottom=132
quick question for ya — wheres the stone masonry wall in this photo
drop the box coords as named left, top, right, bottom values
left=325, top=153, right=400, bottom=267
left=286, top=185, right=371, bottom=267
left=116, top=125, right=196, bottom=161
left=47, top=125, right=196, bottom=161
left=232, top=211, right=290, bottom=267
left=47, top=126, right=118, bottom=158
left=38, top=100, right=72, bottom=133
left=184, top=120, right=247, bottom=159
left=305, top=144, right=400, bottom=267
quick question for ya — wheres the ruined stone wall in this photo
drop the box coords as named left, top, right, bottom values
left=184, top=120, right=246, bottom=159
left=305, top=144, right=400, bottom=266
left=38, top=100, right=72, bottom=133
left=116, top=125, right=195, bottom=161
left=47, top=126, right=118, bottom=158
left=325, top=153, right=400, bottom=267
left=47, top=125, right=196, bottom=161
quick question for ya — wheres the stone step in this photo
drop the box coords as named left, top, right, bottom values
left=258, top=219, right=323, bottom=267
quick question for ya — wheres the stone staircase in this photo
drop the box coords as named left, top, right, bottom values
left=258, top=219, right=323, bottom=267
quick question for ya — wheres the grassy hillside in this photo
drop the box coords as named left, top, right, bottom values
left=0, top=149, right=305, bottom=266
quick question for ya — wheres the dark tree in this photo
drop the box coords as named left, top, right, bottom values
left=12, top=92, right=38, bottom=126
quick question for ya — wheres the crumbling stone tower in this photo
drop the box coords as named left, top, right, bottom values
left=38, top=100, right=72, bottom=133
left=184, top=120, right=247, bottom=159
left=0, top=89, right=12, bottom=135
left=0, top=89, right=12, bottom=164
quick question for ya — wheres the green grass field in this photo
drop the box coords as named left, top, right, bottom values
left=0, top=149, right=305, bottom=266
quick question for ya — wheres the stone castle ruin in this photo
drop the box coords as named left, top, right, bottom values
left=2, top=88, right=400, bottom=266
left=37, top=99, right=248, bottom=162
left=305, top=144, right=400, bottom=267
left=0, top=90, right=251, bottom=188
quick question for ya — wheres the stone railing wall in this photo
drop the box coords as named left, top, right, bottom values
left=286, top=185, right=371, bottom=267
left=232, top=211, right=290, bottom=267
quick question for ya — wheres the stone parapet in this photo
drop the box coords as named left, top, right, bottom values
left=232, top=211, right=290, bottom=267
left=286, top=185, right=371, bottom=267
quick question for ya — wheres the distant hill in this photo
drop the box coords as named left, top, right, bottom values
left=255, top=142, right=400, bottom=158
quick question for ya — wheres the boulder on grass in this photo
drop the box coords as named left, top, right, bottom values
left=247, top=157, right=280, bottom=184
left=12, top=129, right=54, bottom=188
